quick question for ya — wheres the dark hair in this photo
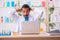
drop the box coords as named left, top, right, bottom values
left=21, top=4, right=32, bottom=11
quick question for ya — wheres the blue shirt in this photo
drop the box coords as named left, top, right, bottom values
left=25, top=16, right=29, bottom=21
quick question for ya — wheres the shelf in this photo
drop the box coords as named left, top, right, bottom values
left=48, top=6, right=60, bottom=8
left=0, top=5, right=47, bottom=8
left=0, top=7, right=15, bottom=8
left=49, top=21, right=60, bottom=23
left=0, top=23, right=16, bottom=24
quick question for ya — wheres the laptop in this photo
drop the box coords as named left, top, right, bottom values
left=21, top=20, right=40, bottom=35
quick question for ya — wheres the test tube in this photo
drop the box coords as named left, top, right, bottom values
left=1, top=16, right=3, bottom=23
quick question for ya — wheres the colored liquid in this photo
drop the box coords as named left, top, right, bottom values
left=27, top=1, right=31, bottom=6
left=1, top=17, right=3, bottom=23
left=42, top=1, right=46, bottom=7
left=11, top=1, right=15, bottom=7
left=5, top=17, right=9, bottom=23
left=6, top=1, right=10, bottom=7
left=40, top=28, right=43, bottom=32
left=13, top=32, right=19, bottom=35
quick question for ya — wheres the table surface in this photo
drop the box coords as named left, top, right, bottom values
left=0, top=33, right=60, bottom=38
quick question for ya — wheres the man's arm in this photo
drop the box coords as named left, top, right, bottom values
left=34, top=11, right=43, bottom=21
left=38, top=12, right=43, bottom=20
left=10, top=10, right=19, bottom=22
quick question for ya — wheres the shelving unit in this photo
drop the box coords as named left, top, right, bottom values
left=49, top=22, right=60, bottom=23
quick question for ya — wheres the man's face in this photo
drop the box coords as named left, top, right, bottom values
left=21, top=8, right=30, bottom=17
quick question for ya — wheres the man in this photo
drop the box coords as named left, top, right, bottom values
left=11, top=4, right=43, bottom=33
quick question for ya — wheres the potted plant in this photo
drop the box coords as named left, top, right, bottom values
left=49, top=6, right=55, bottom=29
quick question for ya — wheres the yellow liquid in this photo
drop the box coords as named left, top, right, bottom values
left=40, top=28, right=43, bottom=32
left=13, top=32, right=19, bottom=35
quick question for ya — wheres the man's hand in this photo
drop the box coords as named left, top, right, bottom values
left=40, top=12, right=43, bottom=17
left=16, top=8, right=21, bottom=12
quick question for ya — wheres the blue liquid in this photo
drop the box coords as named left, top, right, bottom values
left=0, top=32, right=11, bottom=36
left=27, top=1, right=31, bottom=6
left=5, top=17, right=9, bottom=23
left=11, top=1, right=15, bottom=7
left=6, top=2, right=10, bottom=7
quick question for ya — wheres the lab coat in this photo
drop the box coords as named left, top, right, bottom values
left=10, top=10, right=43, bottom=33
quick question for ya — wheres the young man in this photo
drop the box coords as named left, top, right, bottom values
left=11, top=4, right=43, bottom=33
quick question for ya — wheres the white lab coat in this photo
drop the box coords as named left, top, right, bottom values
left=11, top=10, right=43, bottom=33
